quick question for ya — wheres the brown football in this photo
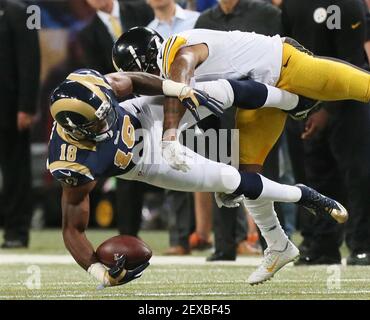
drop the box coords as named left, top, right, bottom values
left=96, top=235, right=152, bottom=269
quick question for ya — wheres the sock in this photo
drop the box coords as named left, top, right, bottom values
left=234, top=172, right=302, bottom=202
left=259, top=175, right=302, bottom=202
left=243, top=199, right=289, bottom=251
left=227, top=78, right=298, bottom=110
left=263, top=85, right=299, bottom=110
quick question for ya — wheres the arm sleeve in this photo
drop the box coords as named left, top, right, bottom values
left=49, top=163, right=95, bottom=187
left=8, top=0, right=40, bottom=114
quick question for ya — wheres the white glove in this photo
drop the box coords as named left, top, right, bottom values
left=162, top=140, right=192, bottom=172
left=215, top=192, right=245, bottom=208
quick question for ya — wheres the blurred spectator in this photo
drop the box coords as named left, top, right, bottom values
left=263, top=0, right=282, bottom=7
left=147, top=0, right=199, bottom=39
left=79, top=0, right=153, bottom=73
left=0, top=0, right=40, bottom=248
left=79, top=0, right=154, bottom=237
left=40, top=34, right=86, bottom=145
left=195, top=0, right=281, bottom=261
left=146, top=0, right=203, bottom=255
left=194, top=0, right=218, bottom=11
left=283, top=0, right=370, bottom=265
left=36, top=0, right=93, bottom=30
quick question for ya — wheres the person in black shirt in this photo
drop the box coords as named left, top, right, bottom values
left=0, top=0, right=40, bottom=248
left=282, top=0, right=370, bottom=265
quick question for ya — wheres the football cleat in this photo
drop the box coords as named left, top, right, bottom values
left=296, top=184, right=348, bottom=224
left=286, top=96, right=322, bottom=120
left=248, top=240, right=299, bottom=285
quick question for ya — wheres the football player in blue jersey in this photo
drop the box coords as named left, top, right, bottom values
left=48, top=69, right=347, bottom=287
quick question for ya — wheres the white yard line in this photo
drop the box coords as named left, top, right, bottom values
left=0, top=254, right=264, bottom=266
left=0, top=254, right=353, bottom=266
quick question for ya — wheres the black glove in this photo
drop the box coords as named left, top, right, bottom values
left=107, top=255, right=150, bottom=286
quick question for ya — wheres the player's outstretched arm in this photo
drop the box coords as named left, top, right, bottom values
left=105, top=71, right=164, bottom=97
left=61, top=180, right=149, bottom=287
left=105, top=71, right=224, bottom=121
left=61, top=181, right=98, bottom=270
left=163, top=48, right=199, bottom=139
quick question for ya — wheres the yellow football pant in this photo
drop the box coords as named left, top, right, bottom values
left=237, top=42, right=370, bottom=165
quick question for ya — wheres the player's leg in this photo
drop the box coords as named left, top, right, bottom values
left=236, top=108, right=300, bottom=284
left=235, top=108, right=345, bottom=284
left=236, top=109, right=298, bottom=284
left=134, top=137, right=347, bottom=222
left=195, top=79, right=299, bottom=111
left=277, top=41, right=370, bottom=102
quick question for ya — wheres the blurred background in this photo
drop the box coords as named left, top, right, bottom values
left=1, top=0, right=370, bottom=266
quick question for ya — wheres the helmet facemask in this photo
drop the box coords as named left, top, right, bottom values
left=63, top=97, right=118, bottom=142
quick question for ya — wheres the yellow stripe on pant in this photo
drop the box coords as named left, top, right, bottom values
left=237, top=42, right=370, bottom=165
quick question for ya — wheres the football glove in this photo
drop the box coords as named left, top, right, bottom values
left=161, top=139, right=191, bottom=173
left=215, top=192, right=245, bottom=208
left=88, top=255, right=149, bottom=288
left=162, top=79, right=224, bottom=121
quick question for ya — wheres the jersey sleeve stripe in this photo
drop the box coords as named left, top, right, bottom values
left=166, top=36, right=187, bottom=77
left=48, top=161, right=94, bottom=180
left=162, top=36, right=174, bottom=77
left=163, top=36, right=187, bottom=78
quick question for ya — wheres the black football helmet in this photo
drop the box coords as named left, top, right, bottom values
left=112, top=26, right=163, bottom=74
left=50, top=69, right=118, bottom=142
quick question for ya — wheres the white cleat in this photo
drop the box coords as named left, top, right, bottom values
left=248, top=240, right=300, bottom=285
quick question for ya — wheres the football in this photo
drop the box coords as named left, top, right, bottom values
left=96, top=235, right=152, bottom=270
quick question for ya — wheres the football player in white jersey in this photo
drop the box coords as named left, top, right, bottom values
left=111, top=26, right=370, bottom=284
left=48, top=69, right=347, bottom=287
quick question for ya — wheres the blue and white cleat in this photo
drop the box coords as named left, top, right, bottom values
left=296, top=184, right=348, bottom=224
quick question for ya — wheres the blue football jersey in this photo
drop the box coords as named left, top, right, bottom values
left=47, top=105, right=142, bottom=187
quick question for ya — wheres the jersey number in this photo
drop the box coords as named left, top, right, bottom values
left=60, top=144, right=77, bottom=162
left=114, top=115, right=135, bottom=169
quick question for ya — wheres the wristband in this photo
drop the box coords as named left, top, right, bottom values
left=87, top=262, right=110, bottom=286
left=162, top=80, right=190, bottom=98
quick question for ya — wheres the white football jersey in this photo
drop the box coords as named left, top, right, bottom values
left=157, top=29, right=284, bottom=86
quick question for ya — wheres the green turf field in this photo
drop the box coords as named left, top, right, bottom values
left=0, top=229, right=369, bottom=300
